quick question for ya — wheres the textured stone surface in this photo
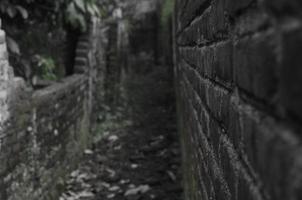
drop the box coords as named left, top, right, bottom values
left=0, top=19, right=105, bottom=200
left=175, top=0, right=302, bottom=200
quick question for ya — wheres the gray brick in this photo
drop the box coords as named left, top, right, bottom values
left=234, top=31, right=278, bottom=101
left=279, top=27, right=302, bottom=121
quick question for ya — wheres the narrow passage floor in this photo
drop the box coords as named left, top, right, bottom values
left=58, top=125, right=183, bottom=200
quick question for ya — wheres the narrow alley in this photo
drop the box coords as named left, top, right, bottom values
left=1, top=0, right=302, bottom=200
left=58, top=122, right=182, bottom=200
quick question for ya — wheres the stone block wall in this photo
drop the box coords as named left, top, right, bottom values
left=175, top=0, right=302, bottom=200
left=0, top=18, right=104, bottom=200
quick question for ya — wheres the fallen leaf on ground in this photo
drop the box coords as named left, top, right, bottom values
left=124, top=185, right=151, bottom=196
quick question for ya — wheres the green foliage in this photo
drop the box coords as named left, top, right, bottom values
left=0, top=0, right=101, bottom=31
left=0, top=0, right=101, bottom=82
left=35, top=55, right=58, bottom=81
left=161, top=0, right=175, bottom=26
left=65, top=0, right=101, bottom=31
left=0, top=0, right=32, bottom=20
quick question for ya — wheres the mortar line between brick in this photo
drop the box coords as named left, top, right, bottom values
left=184, top=69, right=302, bottom=194
left=180, top=47, right=302, bottom=131
left=177, top=14, right=274, bottom=48
left=220, top=134, right=270, bottom=200
left=181, top=57, right=233, bottom=92
left=182, top=75, right=269, bottom=199
left=182, top=60, right=301, bottom=139
left=177, top=1, right=212, bottom=37
left=184, top=88, right=232, bottom=199
left=177, top=25, right=273, bottom=48
left=181, top=72, right=226, bottom=130
left=177, top=37, right=229, bottom=48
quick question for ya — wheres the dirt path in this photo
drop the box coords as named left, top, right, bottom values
left=58, top=125, right=183, bottom=200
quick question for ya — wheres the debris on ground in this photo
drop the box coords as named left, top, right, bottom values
left=59, top=127, right=182, bottom=200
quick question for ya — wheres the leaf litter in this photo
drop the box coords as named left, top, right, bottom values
left=58, top=127, right=182, bottom=200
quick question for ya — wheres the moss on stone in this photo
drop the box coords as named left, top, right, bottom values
left=161, top=0, right=175, bottom=27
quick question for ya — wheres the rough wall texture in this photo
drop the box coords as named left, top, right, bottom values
left=175, top=0, right=302, bottom=200
left=0, top=18, right=104, bottom=200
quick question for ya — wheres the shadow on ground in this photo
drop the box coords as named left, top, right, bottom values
left=58, top=122, right=182, bottom=200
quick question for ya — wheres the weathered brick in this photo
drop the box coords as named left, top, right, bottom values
left=226, top=100, right=242, bottom=151
left=180, top=41, right=233, bottom=84
left=0, top=18, right=103, bottom=200
left=279, top=27, right=302, bottom=121
left=231, top=100, right=302, bottom=200
left=178, top=0, right=211, bottom=31
left=237, top=175, right=258, bottom=200
left=176, top=0, right=302, bottom=199
left=233, top=8, right=270, bottom=36
left=212, top=41, right=233, bottom=84
left=219, top=141, right=239, bottom=199
left=234, top=31, right=278, bottom=101
left=177, top=9, right=212, bottom=45
left=177, top=1, right=229, bottom=46
left=262, top=0, right=302, bottom=17
left=225, top=0, right=254, bottom=14
left=206, top=84, right=230, bottom=122
left=207, top=117, right=222, bottom=156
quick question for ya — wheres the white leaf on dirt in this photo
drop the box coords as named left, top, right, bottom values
left=124, top=185, right=151, bottom=196
left=70, top=170, right=80, bottom=178
left=131, top=164, right=139, bottom=169
left=109, top=185, right=121, bottom=192
left=120, top=179, right=130, bottom=184
left=84, top=149, right=94, bottom=155
left=78, top=190, right=95, bottom=198
left=77, top=172, right=90, bottom=181
left=138, top=185, right=151, bottom=193
left=107, top=193, right=116, bottom=199
left=80, top=182, right=92, bottom=189
left=114, top=145, right=122, bottom=150
left=62, top=193, right=69, bottom=198
left=108, top=135, right=119, bottom=142
left=167, top=170, right=176, bottom=181
left=106, top=168, right=116, bottom=177
left=66, top=190, right=77, bottom=198
left=103, top=131, right=110, bottom=137
left=101, top=182, right=111, bottom=188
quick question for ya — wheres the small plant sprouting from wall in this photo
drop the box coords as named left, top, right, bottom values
left=35, top=55, right=58, bottom=81
left=161, top=0, right=175, bottom=27
left=1, top=0, right=103, bottom=83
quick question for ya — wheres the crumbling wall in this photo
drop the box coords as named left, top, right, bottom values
left=0, top=18, right=105, bottom=200
left=175, top=0, right=302, bottom=200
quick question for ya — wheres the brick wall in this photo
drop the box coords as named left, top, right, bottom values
left=0, top=18, right=105, bottom=200
left=175, top=0, right=302, bottom=200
